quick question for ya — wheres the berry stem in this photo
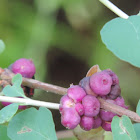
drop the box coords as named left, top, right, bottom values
left=98, top=97, right=140, bottom=122
left=0, top=96, right=60, bottom=109
left=99, top=0, right=129, bottom=19
left=0, top=68, right=140, bottom=122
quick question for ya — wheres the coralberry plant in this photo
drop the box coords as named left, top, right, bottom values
left=60, top=68, right=127, bottom=132
left=0, top=0, right=140, bottom=140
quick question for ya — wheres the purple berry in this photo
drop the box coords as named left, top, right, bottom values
left=18, top=105, right=27, bottom=110
left=93, top=116, right=102, bottom=129
left=75, top=103, right=84, bottom=116
left=1, top=101, right=11, bottom=107
left=115, top=96, right=128, bottom=109
left=61, top=108, right=80, bottom=129
left=102, top=121, right=111, bottom=131
left=90, top=72, right=112, bottom=96
left=11, top=58, right=36, bottom=78
left=67, top=85, right=86, bottom=103
left=103, top=69, right=119, bottom=85
left=79, top=77, right=97, bottom=96
left=100, top=109, right=116, bottom=122
left=80, top=116, right=94, bottom=131
left=82, top=95, right=100, bottom=117
left=59, top=95, right=75, bottom=113
left=107, top=84, right=121, bottom=99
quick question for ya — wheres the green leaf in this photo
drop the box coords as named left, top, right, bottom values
left=7, top=107, right=57, bottom=140
left=0, top=103, right=19, bottom=124
left=0, top=125, right=10, bottom=140
left=0, top=40, right=5, bottom=54
left=133, top=123, right=140, bottom=140
left=100, top=15, right=140, bottom=67
left=136, top=100, right=140, bottom=116
left=111, top=115, right=137, bottom=140
left=3, top=85, right=25, bottom=98
left=12, top=74, right=22, bottom=87
left=3, top=74, right=25, bottom=98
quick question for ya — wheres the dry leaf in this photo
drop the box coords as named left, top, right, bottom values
left=73, top=125, right=104, bottom=140
left=86, top=65, right=101, bottom=77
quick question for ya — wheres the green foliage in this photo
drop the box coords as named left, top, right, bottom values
left=100, top=15, right=140, bottom=68
left=111, top=115, right=137, bottom=140
left=0, top=125, right=10, bottom=140
left=0, top=40, right=5, bottom=54
left=0, top=103, right=18, bottom=124
left=59, top=138, right=77, bottom=140
left=3, top=74, right=26, bottom=98
left=7, top=107, right=57, bottom=140
left=12, top=74, right=22, bottom=87
left=133, top=123, right=140, bottom=140
left=136, top=100, right=140, bottom=116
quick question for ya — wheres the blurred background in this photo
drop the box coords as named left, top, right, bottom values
left=0, top=0, right=140, bottom=139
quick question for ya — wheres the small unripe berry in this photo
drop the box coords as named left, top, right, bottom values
left=75, top=103, right=84, bottom=116
left=82, top=95, right=100, bottom=117
left=93, top=116, right=102, bottom=129
left=11, top=58, right=36, bottom=78
left=67, top=85, right=86, bottom=103
left=90, top=72, right=112, bottom=95
left=61, top=108, right=80, bottom=129
left=102, top=121, right=111, bottom=131
left=80, top=116, right=94, bottom=131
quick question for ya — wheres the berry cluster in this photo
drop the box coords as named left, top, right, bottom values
left=1, top=58, right=36, bottom=109
left=59, top=69, right=128, bottom=131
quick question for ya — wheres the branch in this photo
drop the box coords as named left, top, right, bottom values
left=0, top=68, right=140, bottom=122
left=0, top=68, right=67, bottom=95
left=0, top=96, right=59, bottom=110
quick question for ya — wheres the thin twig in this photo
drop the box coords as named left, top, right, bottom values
left=0, top=96, right=59, bottom=109
left=0, top=68, right=140, bottom=122
left=99, top=0, right=129, bottom=19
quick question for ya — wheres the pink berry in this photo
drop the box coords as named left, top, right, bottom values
left=67, top=85, right=86, bottom=103
left=103, top=69, right=119, bottom=85
left=93, top=116, right=102, bottom=129
left=80, top=116, right=94, bottom=131
left=90, top=72, right=112, bottom=95
left=82, top=95, right=100, bottom=117
left=59, top=95, right=75, bottom=113
left=60, top=95, right=75, bottom=108
left=100, top=109, right=116, bottom=122
left=79, top=77, right=97, bottom=96
left=75, top=103, right=84, bottom=116
left=61, top=108, right=80, bottom=129
left=11, top=58, right=36, bottom=78
left=102, top=121, right=111, bottom=131
left=115, top=96, right=128, bottom=109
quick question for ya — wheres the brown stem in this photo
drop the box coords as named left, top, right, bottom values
left=98, top=98, right=140, bottom=122
left=0, top=68, right=140, bottom=122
